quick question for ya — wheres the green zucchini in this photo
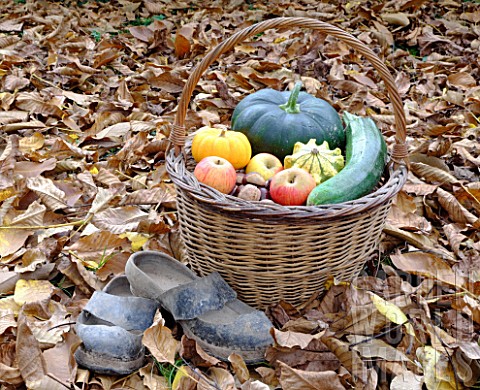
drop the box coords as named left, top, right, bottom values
left=306, top=112, right=387, bottom=205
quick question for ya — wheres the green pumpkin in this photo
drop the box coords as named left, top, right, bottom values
left=231, top=82, right=345, bottom=161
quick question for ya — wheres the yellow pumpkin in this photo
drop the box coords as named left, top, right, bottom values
left=191, top=126, right=252, bottom=169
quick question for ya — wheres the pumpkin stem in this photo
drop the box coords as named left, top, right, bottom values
left=279, top=82, right=302, bottom=114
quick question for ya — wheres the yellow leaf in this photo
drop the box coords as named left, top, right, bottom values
left=89, top=166, right=99, bottom=175
left=13, top=280, right=55, bottom=305
left=119, top=232, right=149, bottom=252
left=68, top=133, right=79, bottom=140
left=417, top=346, right=460, bottom=390
left=369, top=292, right=415, bottom=336
left=0, top=188, right=15, bottom=202
left=172, top=366, right=188, bottom=390
left=274, top=37, right=286, bottom=44
left=324, top=276, right=350, bottom=290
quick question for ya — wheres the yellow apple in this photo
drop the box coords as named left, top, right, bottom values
left=245, top=153, right=283, bottom=181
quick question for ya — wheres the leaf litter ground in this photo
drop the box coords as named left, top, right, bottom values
left=0, top=0, right=479, bottom=389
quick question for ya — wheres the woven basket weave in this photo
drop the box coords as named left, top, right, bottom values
left=166, top=17, right=408, bottom=309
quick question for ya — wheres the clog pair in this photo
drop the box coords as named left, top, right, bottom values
left=75, top=251, right=274, bottom=375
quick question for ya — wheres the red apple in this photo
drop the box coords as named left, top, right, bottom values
left=194, top=156, right=237, bottom=194
left=269, top=167, right=316, bottom=206
left=245, top=153, right=283, bottom=181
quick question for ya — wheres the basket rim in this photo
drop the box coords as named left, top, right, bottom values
left=166, top=149, right=407, bottom=223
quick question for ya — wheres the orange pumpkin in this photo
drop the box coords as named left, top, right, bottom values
left=191, top=126, right=252, bottom=169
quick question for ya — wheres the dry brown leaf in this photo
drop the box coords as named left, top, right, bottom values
left=381, top=13, right=410, bottom=26
left=390, top=371, right=424, bottom=390
left=228, top=353, right=249, bottom=384
left=122, top=186, right=176, bottom=207
left=383, top=224, right=454, bottom=260
left=0, top=308, right=16, bottom=335
left=26, top=300, right=70, bottom=346
left=436, top=187, right=478, bottom=225
left=10, top=200, right=46, bottom=227
left=142, top=322, right=178, bottom=365
left=95, top=251, right=130, bottom=281
left=139, top=363, right=170, bottom=389
left=93, top=122, right=131, bottom=139
left=175, top=24, right=195, bottom=58
left=18, top=132, right=45, bottom=152
left=15, top=92, right=64, bottom=118
left=348, top=336, right=411, bottom=362
left=92, top=206, right=149, bottom=234
left=447, top=72, right=477, bottom=90
left=391, top=252, right=467, bottom=289
left=387, top=204, right=432, bottom=233
left=0, top=226, right=31, bottom=257
left=443, top=224, right=469, bottom=258
left=42, top=332, right=81, bottom=386
left=25, top=176, right=67, bottom=211
left=66, top=230, right=130, bottom=262
left=0, top=110, right=29, bottom=124
left=129, top=25, right=154, bottom=43
left=0, top=362, right=23, bottom=386
left=255, top=366, right=278, bottom=387
left=240, top=380, right=271, bottom=390
left=410, top=162, right=459, bottom=186
left=14, top=248, right=47, bottom=273
left=179, top=335, right=222, bottom=367
left=321, top=335, right=368, bottom=384
left=271, top=328, right=318, bottom=349
left=199, top=367, right=236, bottom=390
left=87, top=187, right=123, bottom=216
left=16, top=311, right=66, bottom=390
left=278, top=361, right=346, bottom=390
left=148, top=71, right=185, bottom=93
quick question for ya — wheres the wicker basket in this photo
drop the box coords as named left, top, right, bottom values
left=166, top=17, right=408, bottom=309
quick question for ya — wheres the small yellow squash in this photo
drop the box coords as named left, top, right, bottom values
left=284, top=138, right=344, bottom=185
left=191, top=126, right=252, bottom=169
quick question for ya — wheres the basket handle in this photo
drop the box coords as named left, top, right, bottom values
left=170, top=17, right=408, bottom=163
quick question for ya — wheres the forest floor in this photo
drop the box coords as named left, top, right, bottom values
left=0, top=0, right=479, bottom=389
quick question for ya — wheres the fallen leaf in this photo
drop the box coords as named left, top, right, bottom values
left=410, top=162, right=459, bottom=186
left=13, top=279, right=55, bottom=305
left=391, top=252, right=467, bottom=289
left=436, top=187, right=478, bottom=225
left=278, top=361, right=346, bottom=390
left=66, top=230, right=130, bottom=262
left=142, top=322, right=178, bottom=365
left=381, top=13, right=410, bottom=26
left=229, top=353, right=249, bottom=384
left=416, top=346, right=459, bottom=390
left=92, top=206, right=149, bottom=234
left=25, top=176, right=67, bottom=211
left=369, top=292, right=415, bottom=336
left=42, top=332, right=81, bottom=385
left=0, top=308, right=16, bottom=335
left=390, top=371, right=424, bottom=390
left=348, top=335, right=412, bottom=362
left=198, top=367, right=236, bottom=390
left=321, top=335, right=368, bottom=384
left=16, top=310, right=65, bottom=390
